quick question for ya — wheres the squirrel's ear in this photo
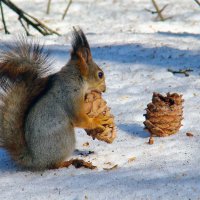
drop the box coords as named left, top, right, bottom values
left=71, top=27, right=92, bottom=76
left=75, top=49, right=89, bottom=77
left=71, top=27, right=92, bottom=63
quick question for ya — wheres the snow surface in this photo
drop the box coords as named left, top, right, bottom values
left=0, top=0, right=200, bottom=199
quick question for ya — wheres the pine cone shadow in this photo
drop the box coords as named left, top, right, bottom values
left=118, top=123, right=149, bottom=138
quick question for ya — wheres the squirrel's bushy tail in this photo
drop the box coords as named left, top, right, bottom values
left=0, top=37, right=51, bottom=167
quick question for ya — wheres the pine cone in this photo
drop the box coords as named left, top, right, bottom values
left=84, top=91, right=116, bottom=143
left=143, top=92, right=184, bottom=137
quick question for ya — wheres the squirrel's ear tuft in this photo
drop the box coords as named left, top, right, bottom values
left=71, top=27, right=92, bottom=63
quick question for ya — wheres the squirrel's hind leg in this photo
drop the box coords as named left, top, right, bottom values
left=51, top=159, right=96, bottom=170
left=51, top=160, right=73, bottom=169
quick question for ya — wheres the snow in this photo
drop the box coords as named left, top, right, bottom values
left=1, top=0, right=200, bottom=199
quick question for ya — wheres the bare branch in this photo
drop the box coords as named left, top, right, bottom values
left=62, top=0, right=72, bottom=20
left=0, top=1, right=10, bottom=34
left=167, top=68, right=193, bottom=77
left=146, top=4, right=168, bottom=14
left=1, top=0, right=60, bottom=36
left=194, top=0, right=200, bottom=6
left=46, top=0, right=51, bottom=14
left=18, top=17, right=31, bottom=36
left=151, top=0, right=166, bottom=21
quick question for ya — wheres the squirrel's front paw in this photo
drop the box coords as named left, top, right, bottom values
left=92, top=118, right=106, bottom=131
left=94, top=115, right=114, bottom=128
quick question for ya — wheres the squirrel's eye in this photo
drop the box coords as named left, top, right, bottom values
left=98, top=71, right=104, bottom=79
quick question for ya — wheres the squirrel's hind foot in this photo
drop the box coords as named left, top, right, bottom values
left=51, top=159, right=97, bottom=170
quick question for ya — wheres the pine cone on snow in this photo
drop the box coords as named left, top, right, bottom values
left=84, top=91, right=116, bottom=143
left=143, top=92, right=184, bottom=137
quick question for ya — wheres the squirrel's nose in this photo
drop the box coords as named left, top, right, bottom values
left=102, top=85, right=106, bottom=93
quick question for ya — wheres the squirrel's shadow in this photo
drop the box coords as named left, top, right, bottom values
left=117, top=123, right=149, bottom=138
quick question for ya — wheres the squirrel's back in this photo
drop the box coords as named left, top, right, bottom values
left=0, top=37, right=51, bottom=167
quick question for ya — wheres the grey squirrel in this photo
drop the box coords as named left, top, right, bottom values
left=0, top=28, right=112, bottom=170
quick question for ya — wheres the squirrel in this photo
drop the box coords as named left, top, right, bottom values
left=0, top=28, right=112, bottom=170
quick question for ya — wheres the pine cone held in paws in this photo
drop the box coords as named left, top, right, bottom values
left=144, top=92, right=184, bottom=137
left=84, top=91, right=116, bottom=143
